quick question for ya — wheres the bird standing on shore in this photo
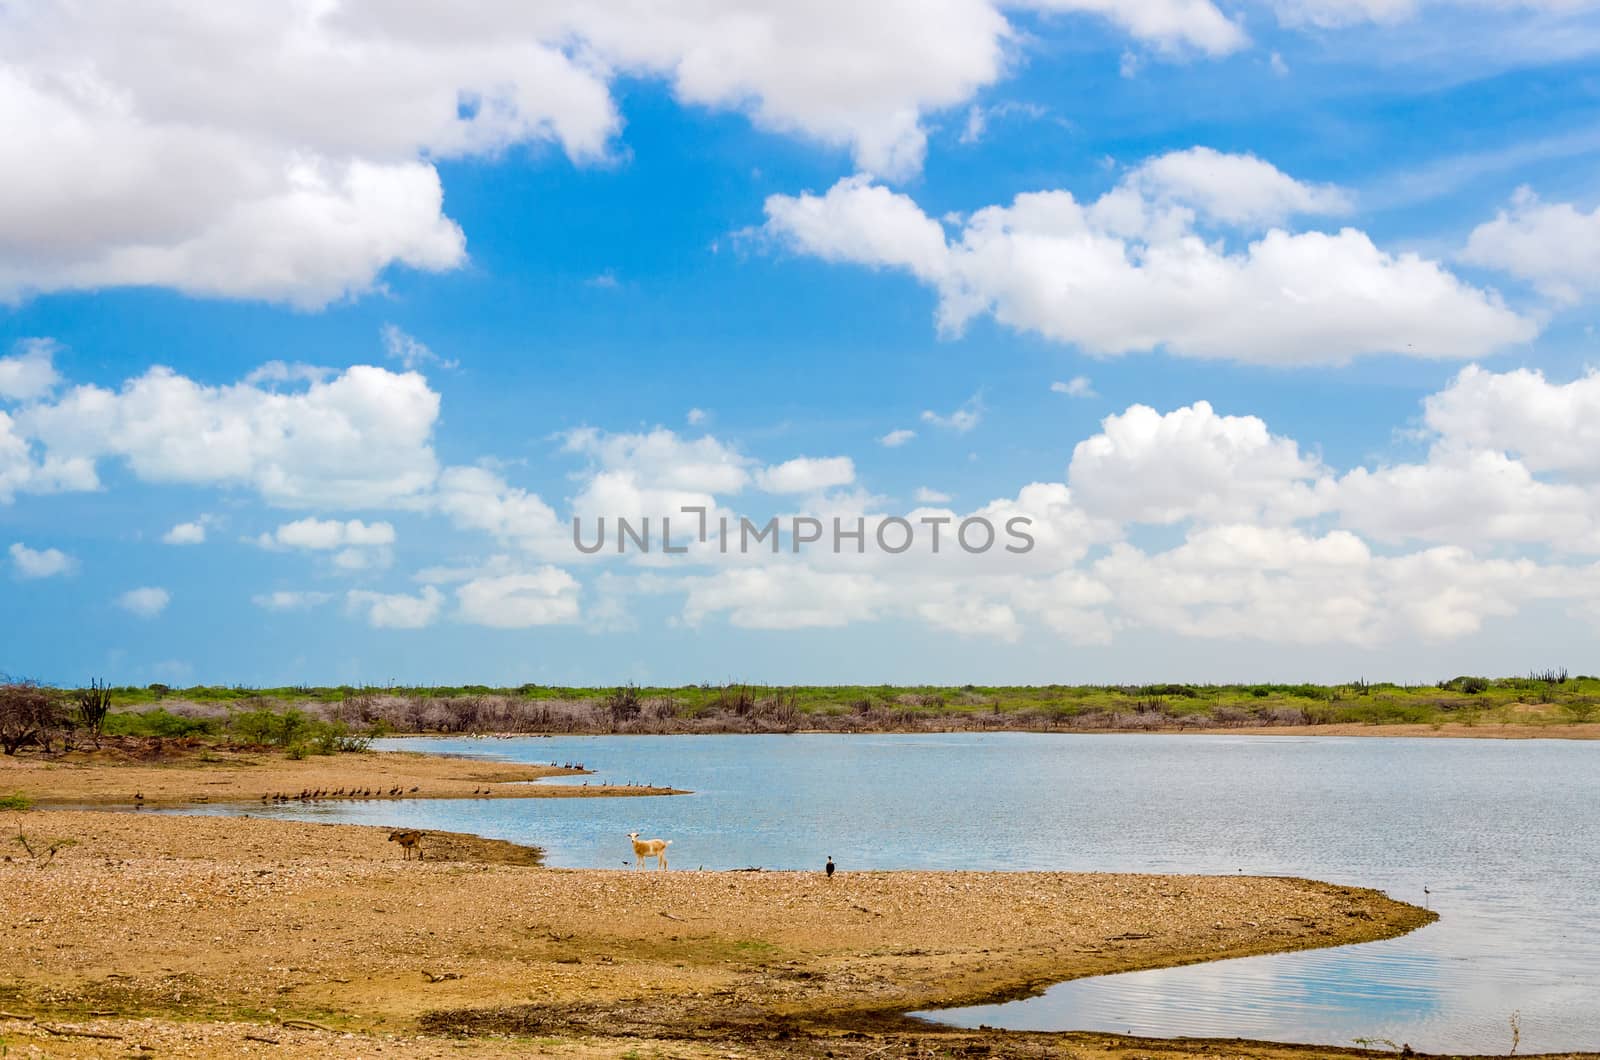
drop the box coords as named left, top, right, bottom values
left=825, top=856, right=835, bottom=878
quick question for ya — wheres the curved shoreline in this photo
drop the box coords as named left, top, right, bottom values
left=0, top=807, right=1443, bottom=1059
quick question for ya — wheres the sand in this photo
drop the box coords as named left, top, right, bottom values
left=0, top=808, right=1456, bottom=1059
left=0, top=745, right=683, bottom=807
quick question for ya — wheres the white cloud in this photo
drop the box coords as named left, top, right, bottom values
left=162, top=518, right=209, bottom=545
left=252, top=590, right=333, bottom=611
left=1423, top=364, right=1600, bottom=476
left=880, top=428, right=917, bottom=448
left=0, top=339, right=63, bottom=402
left=381, top=324, right=457, bottom=371
left=921, top=395, right=983, bottom=432
left=1051, top=376, right=1096, bottom=397
left=762, top=159, right=1534, bottom=365
left=0, top=409, right=98, bottom=503
left=1128, top=146, right=1353, bottom=227
left=9, top=541, right=75, bottom=579
left=915, top=486, right=953, bottom=503
left=1031, top=0, right=1247, bottom=54
left=755, top=456, right=856, bottom=493
left=117, top=586, right=171, bottom=618
left=686, top=408, right=708, bottom=426
left=682, top=566, right=892, bottom=629
left=15, top=363, right=440, bottom=508
left=346, top=586, right=443, bottom=629
left=0, top=1, right=1265, bottom=305
left=456, top=568, right=581, bottom=628
left=431, top=465, right=566, bottom=556
left=1069, top=401, right=1331, bottom=524
left=1462, top=187, right=1600, bottom=305
left=257, top=517, right=396, bottom=551
left=1272, top=0, right=1598, bottom=29
left=765, top=175, right=950, bottom=279
left=1335, top=448, right=1600, bottom=552
left=563, top=427, right=750, bottom=496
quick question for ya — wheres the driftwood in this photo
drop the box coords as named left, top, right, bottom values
left=37, top=1024, right=124, bottom=1040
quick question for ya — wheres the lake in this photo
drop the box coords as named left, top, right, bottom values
left=184, top=732, right=1599, bottom=1053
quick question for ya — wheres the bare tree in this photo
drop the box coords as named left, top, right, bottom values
left=0, top=683, right=62, bottom=755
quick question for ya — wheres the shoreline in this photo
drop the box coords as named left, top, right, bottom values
left=0, top=808, right=1440, bottom=1059
left=381, top=721, right=1600, bottom=740
left=0, top=745, right=687, bottom=808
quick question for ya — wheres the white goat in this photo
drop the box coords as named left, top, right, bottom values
left=626, top=831, right=671, bottom=870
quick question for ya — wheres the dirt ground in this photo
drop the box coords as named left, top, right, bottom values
left=0, top=809, right=1476, bottom=1059
left=0, top=744, right=683, bottom=807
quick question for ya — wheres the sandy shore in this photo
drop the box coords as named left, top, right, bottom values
left=0, top=745, right=684, bottom=807
left=0, top=808, right=1455, bottom=1058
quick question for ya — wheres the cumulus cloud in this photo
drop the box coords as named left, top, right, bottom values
left=346, top=585, right=442, bottom=629
left=0, top=339, right=63, bottom=402
left=0, top=410, right=95, bottom=503
left=430, top=465, right=566, bottom=556
left=1462, top=187, right=1600, bottom=305
left=1128, top=146, right=1353, bottom=226
left=162, top=518, right=210, bottom=545
left=915, top=486, right=953, bottom=503
left=755, top=456, right=856, bottom=493
left=9, top=541, right=75, bottom=578
left=257, top=518, right=396, bottom=551
left=13, top=363, right=439, bottom=508
left=681, top=566, right=893, bottom=629
left=0, top=0, right=1273, bottom=306
left=1335, top=449, right=1600, bottom=552
left=1423, top=364, right=1600, bottom=476
left=1069, top=401, right=1332, bottom=524
left=762, top=158, right=1535, bottom=364
left=117, top=586, right=171, bottom=618
left=455, top=568, right=581, bottom=627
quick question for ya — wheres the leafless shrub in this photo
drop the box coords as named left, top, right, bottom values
left=0, top=683, right=63, bottom=755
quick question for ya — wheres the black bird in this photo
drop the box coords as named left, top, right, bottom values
left=825, top=856, right=835, bottom=878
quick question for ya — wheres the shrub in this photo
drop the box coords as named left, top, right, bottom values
left=72, top=680, right=114, bottom=748
left=1563, top=700, right=1598, bottom=724
left=0, top=792, right=32, bottom=811
left=105, top=709, right=219, bottom=739
left=604, top=685, right=642, bottom=724
left=0, top=683, right=62, bottom=755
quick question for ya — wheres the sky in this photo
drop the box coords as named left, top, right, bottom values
left=3, top=0, right=1600, bottom=688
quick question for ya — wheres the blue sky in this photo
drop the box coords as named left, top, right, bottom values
left=3, top=1, right=1600, bottom=687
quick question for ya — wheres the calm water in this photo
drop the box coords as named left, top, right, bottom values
left=183, top=733, right=1598, bottom=1053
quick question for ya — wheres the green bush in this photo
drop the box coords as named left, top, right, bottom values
left=104, top=709, right=219, bottom=739
left=0, top=792, right=32, bottom=810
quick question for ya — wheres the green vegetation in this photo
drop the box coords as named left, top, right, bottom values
left=17, top=673, right=1595, bottom=738
left=0, top=792, right=32, bottom=811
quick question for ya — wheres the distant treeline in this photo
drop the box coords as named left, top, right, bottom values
left=4, top=673, right=1596, bottom=745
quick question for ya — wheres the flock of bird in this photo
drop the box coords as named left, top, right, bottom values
left=261, top=786, right=420, bottom=802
